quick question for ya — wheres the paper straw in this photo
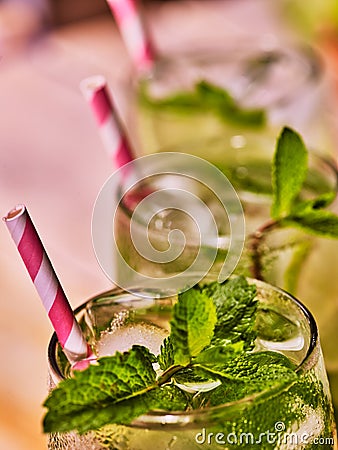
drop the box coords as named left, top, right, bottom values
left=80, top=75, right=134, bottom=168
left=106, top=0, right=155, bottom=72
left=3, top=205, right=90, bottom=363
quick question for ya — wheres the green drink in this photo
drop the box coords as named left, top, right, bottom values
left=134, top=42, right=331, bottom=158
left=46, top=277, right=336, bottom=449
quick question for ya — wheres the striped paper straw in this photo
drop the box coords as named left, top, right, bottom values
left=106, top=0, right=155, bottom=72
left=3, top=205, right=90, bottom=363
left=80, top=75, right=134, bottom=168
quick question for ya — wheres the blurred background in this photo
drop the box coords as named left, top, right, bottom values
left=0, top=1, right=337, bottom=449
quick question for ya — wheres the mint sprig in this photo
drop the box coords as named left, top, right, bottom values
left=139, top=80, right=266, bottom=127
left=249, top=126, right=338, bottom=279
left=271, top=127, right=338, bottom=236
left=43, top=277, right=297, bottom=434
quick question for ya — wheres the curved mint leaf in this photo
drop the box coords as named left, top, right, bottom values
left=199, top=352, right=297, bottom=407
left=44, top=390, right=157, bottom=435
left=271, top=127, right=308, bottom=219
left=43, top=346, right=158, bottom=433
left=195, top=351, right=296, bottom=384
left=170, top=288, right=217, bottom=366
left=283, top=209, right=338, bottom=238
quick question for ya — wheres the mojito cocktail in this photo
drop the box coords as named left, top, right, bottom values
left=46, top=277, right=336, bottom=449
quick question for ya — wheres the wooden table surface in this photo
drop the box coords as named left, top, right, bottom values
left=0, top=2, right=337, bottom=449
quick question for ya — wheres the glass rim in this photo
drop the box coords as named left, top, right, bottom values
left=48, top=278, right=319, bottom=428
left=149, top=42, right=322, bottom=75
left=118, top=148, right=338, bottom=221
left=139, top=40, right=323, bottom=109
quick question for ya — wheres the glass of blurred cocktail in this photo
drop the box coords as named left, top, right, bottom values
left=134, top=40, right=330, bottom=159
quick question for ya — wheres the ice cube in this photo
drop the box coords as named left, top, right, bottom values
left=98, top=322, right=169, bottom=357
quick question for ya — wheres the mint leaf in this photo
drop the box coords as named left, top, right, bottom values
left=290, top=191, right=336, bottom=214
left=170, top=288, right=217, bottom=366
left=196, top=81, right=266, bottom=127
left=157, top=336, right=174, bottom=370
left=139, top=80, right=266, bottom=127
left=271, top=127, right=308, bottom=219
left=195, top=351, right=297, bottom=396
left=219, top=351, right=296, bottom=382
left=194, top=342, right=244, bottom=365
left=193, top=351, right=297, bottom=407
left=283, top=209, right=338, bottom=238
left=201, top=276, right=257, bottom=348
left=44, top=390, right=156, bottom=435
left=43, top=346, right=158, bottom=433
left=285, top=191, right=338, bottom=239
left=199, top=378, right=246, bottom=405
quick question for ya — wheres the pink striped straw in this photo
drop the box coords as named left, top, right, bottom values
left=106, top=0, right=155, bottom=72
left=3, top=205, right=90, bottom=363
left=80, top=75, right=134, bottom=168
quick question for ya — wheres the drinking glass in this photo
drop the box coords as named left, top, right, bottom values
left=133, top=39, right=331, bottom=158
left=47, top=279, right=337, bottom=449
left=91, top=151, right=245, bottom=299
